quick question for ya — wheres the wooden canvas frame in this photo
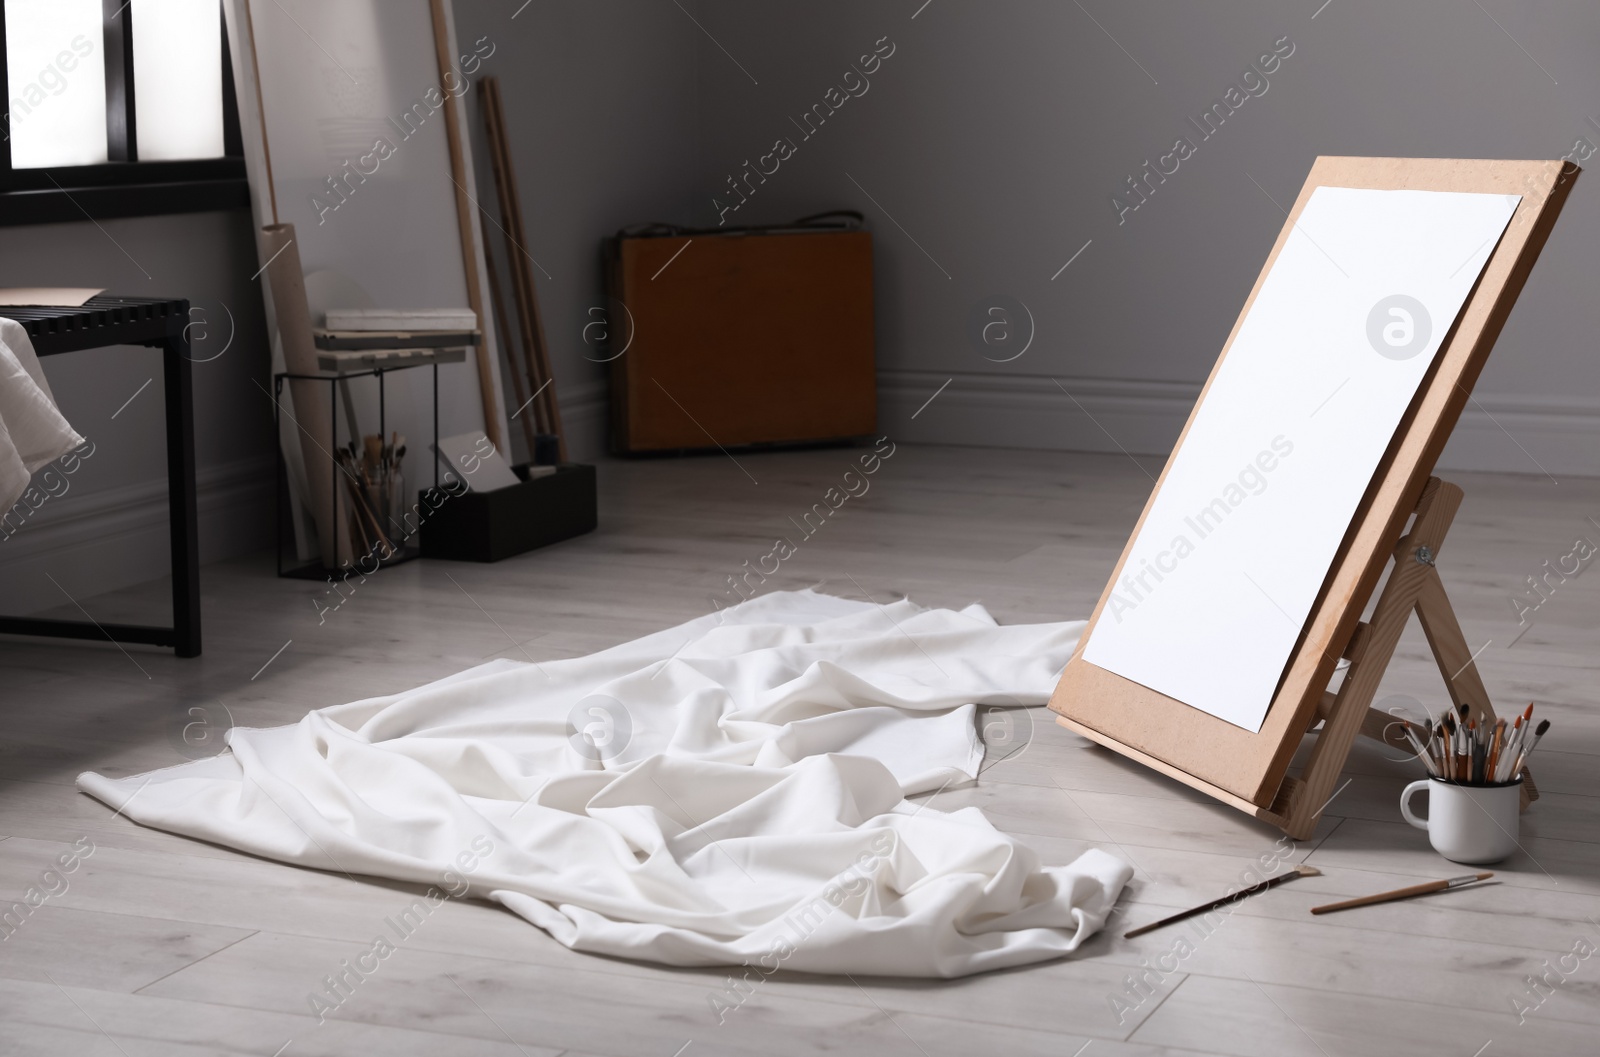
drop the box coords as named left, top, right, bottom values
left=1049, top=157, right=1578, bottom=838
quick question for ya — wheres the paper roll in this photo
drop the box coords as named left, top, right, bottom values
left=259, top=222, right=351, bottom=569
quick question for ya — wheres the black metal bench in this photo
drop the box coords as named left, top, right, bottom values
left=0, top=296, right=200, bottom=657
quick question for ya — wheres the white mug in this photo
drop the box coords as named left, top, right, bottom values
left=1400, top=777, right=1521, bottom=864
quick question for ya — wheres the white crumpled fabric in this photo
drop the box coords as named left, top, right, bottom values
left=0, top=317, right=83, bottom=511
left=80, top=590, right=1130, bottom=977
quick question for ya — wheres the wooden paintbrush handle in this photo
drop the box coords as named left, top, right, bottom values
left=1125, top=867, right=1315, bottom=938
left=1309, top=871, right=1491, bottom=915
left=1310, top=879, right=1448, bottom=914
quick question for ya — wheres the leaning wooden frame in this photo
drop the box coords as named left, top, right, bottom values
left=225, top=0, right=512, bottom=564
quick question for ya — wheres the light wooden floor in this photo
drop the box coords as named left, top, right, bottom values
left=2, top=444, right=1598, bottom=1057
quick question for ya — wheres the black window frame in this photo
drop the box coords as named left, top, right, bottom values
left=0, top=0, right=249, bottom=226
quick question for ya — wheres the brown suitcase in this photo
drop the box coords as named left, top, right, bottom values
left=603, top=215, right=875, bottom=453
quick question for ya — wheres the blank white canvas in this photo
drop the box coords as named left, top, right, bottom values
left=1081, top=187, right=1519, bottom=732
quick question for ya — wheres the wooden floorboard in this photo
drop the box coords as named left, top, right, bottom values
left=1, top=445, right=1596, bottom=1056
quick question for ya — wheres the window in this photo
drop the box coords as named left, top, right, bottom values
left=5, top=0, right=105, bottom=168
left=0, top=0, right=247, bottom=225
left=131, top=0, right=227, bottom=162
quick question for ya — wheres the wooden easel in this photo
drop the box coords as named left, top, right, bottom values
left=1268, top=476, right=1536, bottom=836
left=1050, top=157, right=1576, bottom=839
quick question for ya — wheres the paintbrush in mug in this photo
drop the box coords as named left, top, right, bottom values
left=1440, top=712, right=1458, bottom=780
left=1421, top=705, right=1541, bottom=786
left=1498, top=715, right=1528, bottom=783
left=1511, top=718, right=1551, bottom=778
left=1483, top=706, right=1542, bottom=782
left=1495, top=715, right=1522, bottom=782
left=1485, top=718, right=1506, bottom=781
left=1408, top=722, right=1446, bottom=780
left=1472, top=723, right=1486, bottom=783
left=1507, top=706, right=1534, bottom=769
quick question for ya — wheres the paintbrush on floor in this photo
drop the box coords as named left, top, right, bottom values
left=1125, top=864, right=1321, bottom=938
left=1310, top=872, right=1494, bottom=915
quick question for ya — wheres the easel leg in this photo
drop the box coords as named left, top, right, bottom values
left=1413, top=568, right=1538, bottom=806
left=1278, top=480, right=1461, bottom=839
left=1276, top=478, right=1537, bottom=838
left=1414, top=570, right=1494, bottom=719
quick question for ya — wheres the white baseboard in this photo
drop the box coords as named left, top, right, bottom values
left=9, top=370, right=1575, bottom=617
left=879, top=369, right=1600, bottom=479
left=0, top=456, right=275, bottom=615
left=1432, top=392, right=1600, bottom=479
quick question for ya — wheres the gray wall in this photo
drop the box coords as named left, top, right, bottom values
left=7, top=0, right=1598, bottom=614
left=689, top=0, right=1600, bottom=474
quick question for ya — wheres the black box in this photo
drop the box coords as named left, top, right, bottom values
left=420, top=464, right=597, bottom=562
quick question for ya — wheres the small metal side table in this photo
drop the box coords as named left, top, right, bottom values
left=273, top=349, right=461, bottom=580
left=0, top=296, right=200, bottom=657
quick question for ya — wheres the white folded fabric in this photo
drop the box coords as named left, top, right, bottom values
left=0, top=317, right=84, bottom=511
left=79, top=590, right=1130, bottom=977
